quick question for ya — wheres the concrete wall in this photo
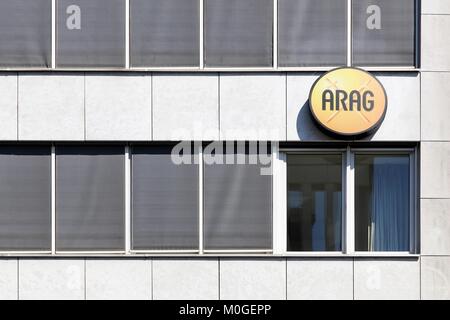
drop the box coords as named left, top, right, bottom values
left=0, top=71, right=421, bottom=142
left=0, top=2, right=449, bottom=301
left=0, top=258, right=425, bottom=300
left=420, top=2, right=450, bottom=300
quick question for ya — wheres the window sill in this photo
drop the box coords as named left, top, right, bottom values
left=0, top=252, right=420, bottom=258
left=0, top=66, right=421, bottom=73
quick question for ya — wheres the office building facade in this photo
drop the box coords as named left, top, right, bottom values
left=0, top=0, right=448, bottom=300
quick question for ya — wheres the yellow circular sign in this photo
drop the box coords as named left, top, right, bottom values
left=309, top=67, right=387, bottom=136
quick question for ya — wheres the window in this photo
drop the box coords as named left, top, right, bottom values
left=0, top=144, right=417, bottom=255
left=131, top=145, right=199, bottom=250
left=203, top=143, right=272, bottom=250
left=57, top=0, right=126, bottom=68
left=287, top=153, right=343, bottom=251
left=0, top=146, right=51, bottom=251
left=285, top=149, right=416, bottom=253
left=56, top=146, right=125, bottom=251
left=352, top=0, right=416, bottom=66
left=355, top=154, right=411, bottom=251
left=0, top=0, right=51, bottom=67
left=278, top=0, right=347, bottom=67
left=204, top=0, right=273, bottom=67
left=130, top=0, right=200, bottom=67
left=0, top=0, right=419, bottom=70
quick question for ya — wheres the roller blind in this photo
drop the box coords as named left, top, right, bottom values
left=278, top=0, right=347, bottom=67
left=352, top=0, right=416, bottom=66
left=0, top=0, right=51, bottom=67
left=131, top=145, right=199, bottom=250
left=56, top=146, right=125, bottom=251
left=0, top=146, right=51, bottom=251
left=130, top=0, right=200, bottom=67
left=57, top=0, right=126, bottom=68
left=203, top=143, right=272, bottom=250
left=204, top=0, right=273, bottom=67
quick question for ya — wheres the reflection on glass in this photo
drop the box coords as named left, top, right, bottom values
left=287, top=154, right=342, bottom=251
left=355, top=154, right=410, bottom=251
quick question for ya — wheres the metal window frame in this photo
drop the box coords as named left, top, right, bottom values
left=53, top=143, right=127, bottom=254
left=200, top=142, right=274, bottom=254
left=0, top=144, right=419, bottom=257
left=350, top=148, right=418, bottom=255
left=279, top=147, right=418, bottom=257
left=350, top=0, right=420, bottom=69
left=0, top=0, right=420, bottom=72
left=127, top=143, right=202, bottom=254
left=0, top=144, right=53, bottom=255
left=281, top=149, right=347, bottom=254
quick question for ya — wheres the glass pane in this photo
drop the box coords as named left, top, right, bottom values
left=278, top=0, right=347, bottom=67
left=204, top=0, right=273, bottom=67
left=355, top=154, right=410, bottom=251
left=57, top=0, right=126, bottom=68
left=204, top=143, right=272, bottom=250
left=56, top=146, right=125, bottom=251
left=130, top=0, right=200, bottom=67
left=0, top=0, right=52, bottom=67
left=131, top=145, right=199, bottom=250
left=352, top=0, right=416, bottom=66
left=287, top=154, right=342, bottom=251
left=0, top=146, right=51, bottom=251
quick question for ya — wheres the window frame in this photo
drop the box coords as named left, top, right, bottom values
left=129, top=144, right=201, bottom=254
left=278, top=147, right=418, bottom=257
left=350, top=0, right=420, bottom=69
left=0, top=0, right=420, bottom=72
left=284, top=150, right=347, bottom=254
left=351, top=148, right=418, bottom=255
left=0, top=144, right=418, bottom=257
left=53, top=144, right=127, bottom=254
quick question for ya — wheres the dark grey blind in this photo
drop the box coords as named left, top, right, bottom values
left=204, top=0, right=273, bottom=67
left=278, top=0, right=347, bottom=67
left=0, top=0, right=51, bottom=67
left=352, top=0, right=416, bottom=66
left=57, top=0, right=126, bottom=68
left=204, top=144, right=272, bottom=250
left=132, top=146, right=199, bottom=250
left=0, top=146, right=51, bottom=251
left=130, top=0, right=200, bottom=67
left=56, top=146, right=125, bottom=251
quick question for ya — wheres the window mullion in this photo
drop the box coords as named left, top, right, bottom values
left=273, top=0, right=278, bottom=69
left=51, top=0, right=56, bottom=69
left=345, top=147, right=355, bottom=253
left=409, top=150, right=417, bottom=253
left=347, top=0, right=352, bottom=67
left=51, top=145, right=56, bottom=254
left=125, top=145, right=131, bottom=253
left=198, top=143, right=204, bottom=254
left=125, top=0, right=130, bottom=69
left=199, top=0, right=204, bottom=69
left=272, top=145, right=286, bottom=254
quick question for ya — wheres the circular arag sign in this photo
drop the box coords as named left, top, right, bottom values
left=309, top=67, right=387, bottom=136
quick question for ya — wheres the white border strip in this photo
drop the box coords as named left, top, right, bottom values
left=51, top=145, right=56, bottom=254
left=51, top=0, right=56, bottom=69
left=272, top=147, right=286, bottom=254
left=199, top=0, right=204, bottom=69
left=345, top=146, right=355, bottom=253
left=198, top=144, right=204, bottom=254
left=125, top=0, right=130, bottom=68
left=203, top=250, right=273, bottom=254
left=125, top=145, right=131, bottom=253
left=347, top=0, right=352, bottom=67
left=273, top=0, right=278, bottom=69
